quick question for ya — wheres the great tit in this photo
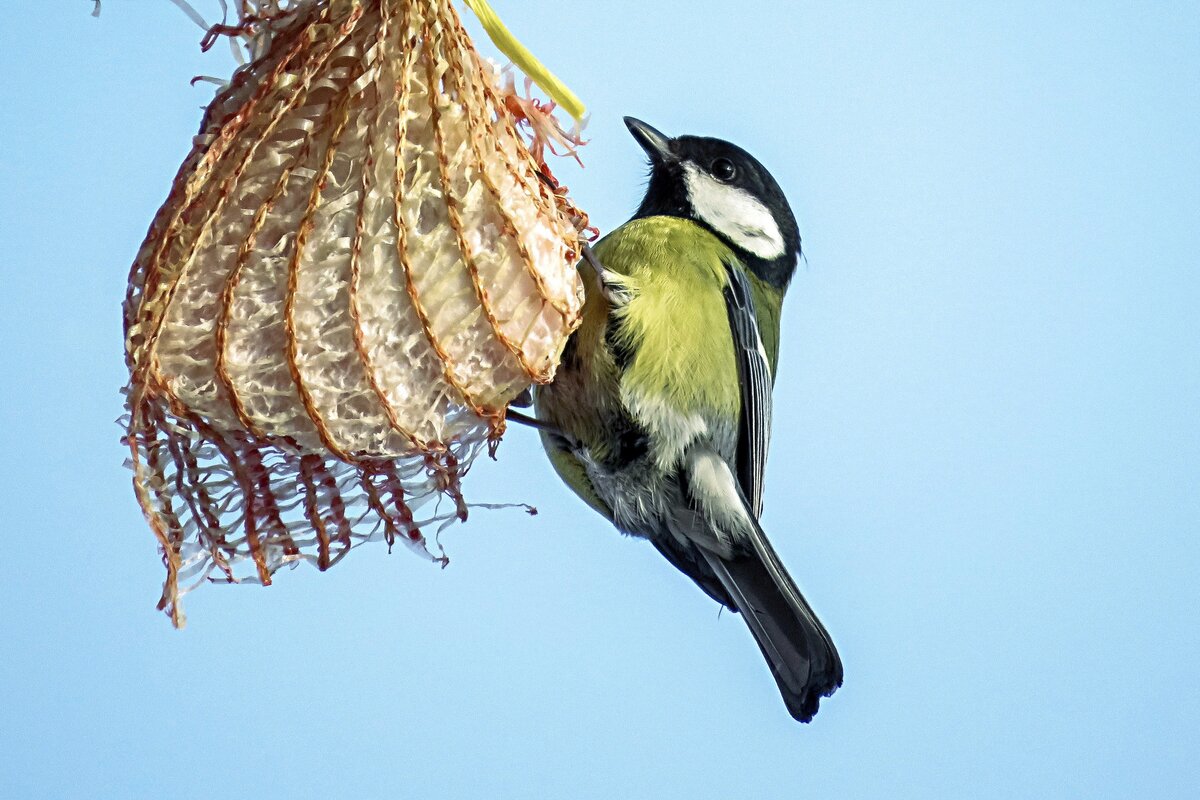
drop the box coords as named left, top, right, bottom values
left=532, top=118, right=843, bottom=722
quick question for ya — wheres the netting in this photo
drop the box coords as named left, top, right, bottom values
left=122, top=0, right=590, bottom=626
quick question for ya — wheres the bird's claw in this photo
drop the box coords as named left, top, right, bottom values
left=510, top=387, right=533, bottom=408
left=581, top=244, right=630, bottom=307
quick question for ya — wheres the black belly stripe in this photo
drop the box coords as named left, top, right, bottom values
left=614, top=426, right=649, bottom=467
left=605, top=319, right=636, bottom=372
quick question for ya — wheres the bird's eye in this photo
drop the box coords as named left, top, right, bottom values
left=711, top=158, right=737, bottom=182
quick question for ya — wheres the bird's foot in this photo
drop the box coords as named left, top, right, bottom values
left=581, top=244, right=631, bottom=307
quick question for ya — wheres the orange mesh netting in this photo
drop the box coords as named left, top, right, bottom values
left=122, top=0, right=590, bottom=626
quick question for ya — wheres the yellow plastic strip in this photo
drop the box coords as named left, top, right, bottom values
left=463, top=0, right=586, bottom=120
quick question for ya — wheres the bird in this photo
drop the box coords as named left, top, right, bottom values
left=531, top=117, right=843, bottom=722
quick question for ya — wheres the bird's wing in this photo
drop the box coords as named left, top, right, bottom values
left=721, top=258, right=774, bottom=517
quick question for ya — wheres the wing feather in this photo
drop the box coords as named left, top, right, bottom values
left=721, top=260, right=773, bottom=517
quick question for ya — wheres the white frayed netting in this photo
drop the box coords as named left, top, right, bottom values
left=122, top=0, right=590, bottom=626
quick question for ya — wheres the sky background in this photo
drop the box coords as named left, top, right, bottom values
left=1, top=2, right=1197, bottom=798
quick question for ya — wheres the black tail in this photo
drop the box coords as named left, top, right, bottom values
left=704, top=522, right=843, bottom=723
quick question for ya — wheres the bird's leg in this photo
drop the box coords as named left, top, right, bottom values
left=505, top=406, right=564, bottom=436
left=505, top=387, right=558, bottom=432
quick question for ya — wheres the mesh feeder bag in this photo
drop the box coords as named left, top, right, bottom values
left=122, top=0, right=590, bottom=626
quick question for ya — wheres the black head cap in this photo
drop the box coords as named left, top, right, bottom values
left=625, top=117, right=801, bottom=288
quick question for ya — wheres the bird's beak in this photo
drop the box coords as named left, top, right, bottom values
left=624, top=117, right=675, bottom=164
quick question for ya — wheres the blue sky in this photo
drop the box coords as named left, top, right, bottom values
left=1, top=2, right=1197, bottom=798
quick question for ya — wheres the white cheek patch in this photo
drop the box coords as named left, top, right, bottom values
left=683, top=163, right=786, bottom=260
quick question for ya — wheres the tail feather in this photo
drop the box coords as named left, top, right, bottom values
left=703, top=523, right=843, bottom=723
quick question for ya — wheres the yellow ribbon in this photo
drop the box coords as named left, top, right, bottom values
left=463, top=0, right=586, bottom=121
